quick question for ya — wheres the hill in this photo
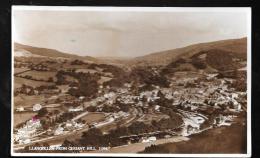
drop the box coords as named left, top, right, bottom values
left=128, top=37, right=247, bottom=68
left=14, top=43, right=99, bottom=63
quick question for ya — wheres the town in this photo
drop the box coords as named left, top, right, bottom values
left=13, top=45, right=247, bottom=153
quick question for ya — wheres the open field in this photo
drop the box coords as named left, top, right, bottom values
left=62, top=64, right=89, bottom=69
left=14, top=68, right=30, bottom=74
left=17, top=70, right=57, bottom=81
left=137, top=113, right=170, bottom=124
left=81, top=113, right=106, bottom=124
left=98, top=76, right=113, bottom=84
left=13, top=111, right=37, bottom=127
left=14, top=95, right=46, bottom=107
left=14, top=77, right=55, bottom=89
left=75, top=68, right=98, bottom=74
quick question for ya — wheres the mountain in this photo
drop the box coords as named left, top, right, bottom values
left=128, top=37, right=247, bottom=68
left=14, top=43, right=99, bottom=63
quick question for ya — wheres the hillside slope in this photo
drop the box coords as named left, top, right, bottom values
left=14, top=43, right=99, bottom=63
left=128, top=37, right=247, bottom=67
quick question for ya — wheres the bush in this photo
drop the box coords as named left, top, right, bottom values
left=70, top=59, right=87, bottom=65
left=142, top=145, right=170, bottom=153
left=47, top=77, right=54, bottom=82
left=86, top=106, right=97, bottom=112
left=37, top=108, right=48, bottom=117
left=130, top=68, right=170, bottom=87
left=191, top=59, right=207, bottom=69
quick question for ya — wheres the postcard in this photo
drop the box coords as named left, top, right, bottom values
left=11, top=6, right=251, bottom=157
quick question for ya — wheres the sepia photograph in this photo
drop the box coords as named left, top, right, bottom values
left=11, top=6, right=251, bottom=157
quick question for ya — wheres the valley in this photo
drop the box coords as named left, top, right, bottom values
left=12, top=38, right=247, bottom=154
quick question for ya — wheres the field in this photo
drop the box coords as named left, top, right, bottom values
left=17, top=70, right=57, bottom=81
left=137, top=113, right=170, bottom=124
left=62, top=64, right=88, bottom=69
left=14, top=77, right=55, bottom=89
left=14, top=95, right=46, bottom=107
left=14, top=68, right=30, bottom=74
left=57, top=85, right=70, bottom=93
left=98, top=76, right=113, bottom=84
left=75, top=68, right=98, bottom=74
left=13, top=111, right=38, bottom=127
left=81, top=113, right=106, bottom=124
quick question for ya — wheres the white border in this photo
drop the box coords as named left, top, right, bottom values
left=11, top=6, right=252, bottom=157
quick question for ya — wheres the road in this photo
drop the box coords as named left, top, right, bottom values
left=72, top=111, right=89, bottom=121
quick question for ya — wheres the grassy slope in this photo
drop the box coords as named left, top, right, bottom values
left=14, top=43, right=99, bottom=62
left=128, top=37, right=247, bottom=67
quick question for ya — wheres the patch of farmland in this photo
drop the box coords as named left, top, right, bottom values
left=14, top=68, right=30, bottom=74
left=62, top=63, right=88, bottom=69
left=13, top=111, right=38, bottom=128
left=103, top=72, right=114, bottom=77
left=98, top=76, right=113, bottom=84
left=81, top=113, right=106, bottom=124
left=57, top=85, right=70, bottom=93
left=64, top=75, right=78, bottom=83
left=14, top=95, right=46, bottom=107
left=14, top=77, right=55, bottom=89
left=94, top=66, right=104, bottom=72
left=137, top=113, right=170, bottom=124
left=44, top=62, right=63, bottom=70
left=17, top=70, right=57, bottom=82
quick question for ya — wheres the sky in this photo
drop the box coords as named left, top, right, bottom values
left=13, top=7, right=249, bottom=58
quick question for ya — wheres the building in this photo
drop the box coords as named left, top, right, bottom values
left=141, top=136, right=157, bottom=143
left=54, top=126, right=64, bottom=135
left=68, top=106, right=83, bottom=112
left=79, top=96, right=85, bottom=100
left=16, top=106, right=25, bottom=112
left=14, top=118, right=41, bottom=144
left=33, top=104, right=42, bottom=111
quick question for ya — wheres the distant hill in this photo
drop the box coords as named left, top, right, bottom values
left=14, top=43, right=99, bottom=63
left=14, top=37, right=247, bottom=72
left=128, top=37, right=247, bottom=68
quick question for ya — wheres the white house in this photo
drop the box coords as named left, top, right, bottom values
left=79, top=96, right=85, bottom=100
left=142, top=136, right=157, bottom=143
left=16, top=106, right=25, bottom=112
left=54, top=126, right=64, bottom=135
left=33, top=104, right=42, bottom=111
left=68, top=106, right=83, bottom=112
left=154, top=105, right=160, bottom=111
left=14, top=119, right=41, bottom=144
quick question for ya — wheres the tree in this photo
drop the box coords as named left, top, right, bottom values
left=80, top=128, right=106, bottom=147
left=61, top=139, right=79, bottom=153
left=47, top=77, right=54, bottom=82
left=56, top=71, right=67, bottom=85
left=37, top=108, right=48, bottom=117
left=191, top=59, right=207, bottom=69
left=157, top=90, right=164, bottom=99
left=102, top=104, right=119, bottom=113
left=142, top=145, right=170, bottom=153
left=86, top=106, right=97, bottom=112
left=67, top=72, right=99, bottom=97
